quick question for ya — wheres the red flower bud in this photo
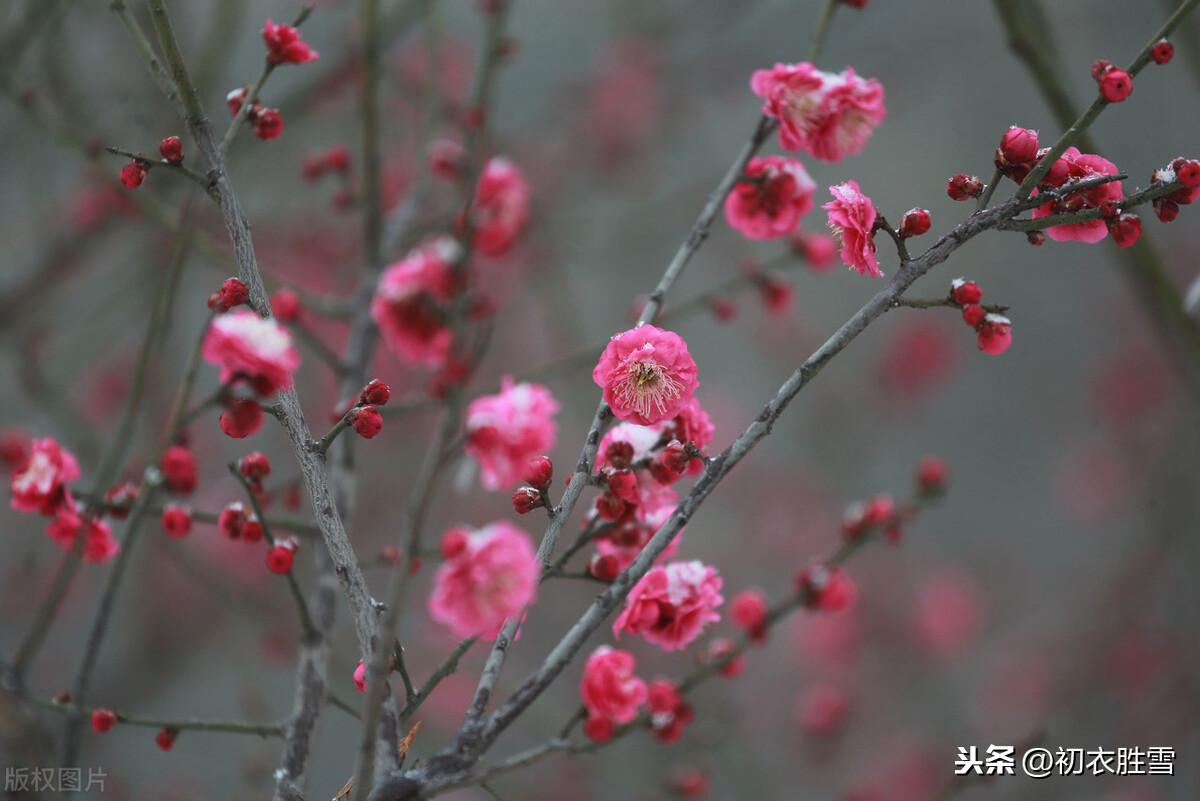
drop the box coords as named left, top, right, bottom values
left=1090, top=59, right=1113, bottom=81
left=160, top=445, right=198, bottom=494
left=1108, top=212, right=1142, bottom=248
left=660, top=439, right=691, bottom=475
left=441, top=528, right=468, bottom=559
left=588, top=553, right=620, bottom=582
left=155, top=728, right=178, bottom=751
left=583, top=715, right=614, bottom=743
left=1151, top=39, right=1175, bottom=65
left=218, top=277, right=249, bottom=310
left=104, top=482, right=139, bottom=519
left=253, top=107, right=284, bottom=141
left=917, top=456, right=948, bottom=493
left=220, top=398, right=263, bottom=439
left=604, top=441, right=634, bottom=470
left=266, top=543, right=296, bottom=574
left=524, top=455, right=553, bottom=489
left=1026, top=230, right=1046, bottom=246
left=360, top=378, right=391, bottom=407
left=91, top=708, right=117, bottom=733
left=709, top=296, right=737, bottom=322
left=898, top=208, right=931, bottom=238
left=158, top=136, right=184, bottom=164
left=271, top=288, right=301, bottom=321
left=350, top=405, right=383, bottom=439
left=1098, top=67, right=1133, bottom=103
left=160, top=504, right=192, bottom=538
left=119, top=161, right=147, bottom=189
left=1153, top=198, right=1179, bottom=223
left=606, top=469, right=639, bottom=504
left=511, top=486, right=542, bottom=515
left=961, top=302, right=985, bottom=329
left=946, top=173, right=983, bottom=201
left=239, top=451, right=271, bottom=481
left=241, top=516, right=264, bottom=543
left=949, top=278, right=983, bottom=306
left=998, top=126, right=1039, bottom=165
left=1176, top=159, right=1200, bottom=188
left=976, top=314, right=1013, bottom=355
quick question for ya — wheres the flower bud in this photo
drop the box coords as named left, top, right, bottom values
left=1176, top=159, right=1200, bottom=188
left=899, top=207, right=932, bottom=238
left=961, top=303, right=986, bottom=328
left=588, top=553, right=620, bottom=582
left=998, top=126, right=1039, bottom=165
left=511, top=486, right=542, bottom=515
left=160, top=504, right=192, bottom=538
left=1098, top=67, right=1133, bottom=103
left=917, top=456, right=948, bottom=494
left=360, top=378, right=391, bottom=407
left=606, top=469, right=639, bottom=504
left=441, top=528, right=468, bottom=559
left=218, top=277, right=249, bottom=310
left=266, top=542, right=296, bottom=574
left=1107, top=212, right=1142, bottom=248
left=239, top=451, right=271, bottom=481
left=119, top=161, right=148, bottom=189
left=1026, top=230, right=1046, bottom=246
left=604, top=440, right=635, bottom=470
left=976, top=314, right=1013, bottom=355
left=946, top=173, right=983, bottom=201
left=218, top=501, right=247, bottom=539
left=91, top=708, right=117, bottom=733
left=524, top=455, right=553, bottom=490
left=949, top=278, right=983, bottom=306
left=350, top=405, right=383, bottom=439
left=220, top=398, right=263, bottom=439
left=271, top=288, right=301, bottom=321
left=1090, top=59, right=1113, bottom=81
left=1151, top=39, right=1174, bottom=65
left=155, top=728, right=178, bottom=751
left=1154, top=198, right=1180, bottom=223
left=253, top=107, right=284, bottom=140
left=158, top=136, right=184, bottom=164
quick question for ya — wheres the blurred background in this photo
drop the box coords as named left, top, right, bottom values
left=1, top=1, right=1199, bottom=799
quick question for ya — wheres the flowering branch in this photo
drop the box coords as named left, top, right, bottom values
left=104, top=145, right=215, bottom=192
left=34, top=698, right=285, bottom=738
left=1016, top=0, right=1200, bottom=195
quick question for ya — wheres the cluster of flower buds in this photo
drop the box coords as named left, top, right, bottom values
left=646, top=679, right=694, bottom=744
left=331, top=379, right=390, bottom=442
left=208, top=277, right=250, bottom=313
left=103, top=481, right=139, bottom=520
left=226, top=87, right=284, bottom=141
left=511, top=455, right=554, bottom=515
left=946, top=173, right=984, bottom=201
left=301, top=145, right=350, bottom=181
left=115, top=136, right=186, bottom=190
left=1150, top=157, right=1200, bottom=223
left=217, top=500, right=263, bottom=542
left=949, top=278, right=1012, bottom=355
left=1091, top=59, right=1133, bottom=103
left=993, top=126, right=1040, bottom=183
left=842, top=493, right=902, bottom=543
left=795, top=563, right=856, bottom=611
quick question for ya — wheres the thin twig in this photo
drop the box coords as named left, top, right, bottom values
left=34, top=698, right=284, bottom=737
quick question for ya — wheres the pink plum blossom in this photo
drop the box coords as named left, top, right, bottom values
left=201, top=310, right=300, bottom=396
left=428, top=521, right=538, bottom=639
left=593, top=325, right=699, bottom=426
left=751, top=62, right=886, bottom=161
left=471, top=158, right=530, bottom=257
left=465, top=378, right=560, bottom=491
left=823, top=180, right=881, bottom=278
left=613, top=560, right=723, bottom=651
left=10, top=437, right=80, bottom=515
left=724, top=156, right=816, bottom=239
left=371, top=237, right=460, bottom=366
left=579, top=645, right=648, bottom=725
